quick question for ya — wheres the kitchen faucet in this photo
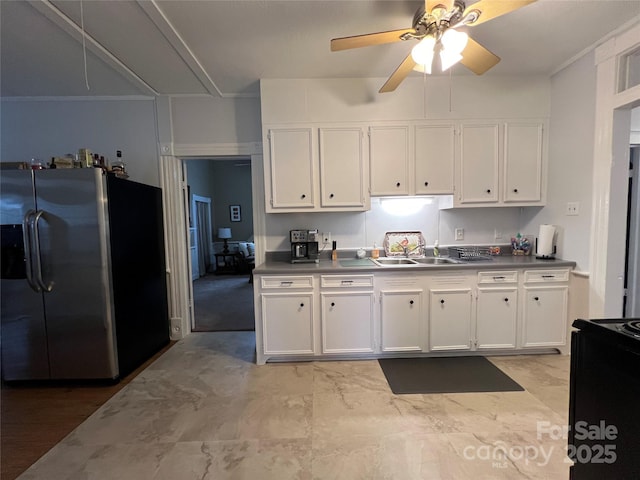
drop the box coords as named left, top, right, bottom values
left=403, top=243, right=425, bottom=257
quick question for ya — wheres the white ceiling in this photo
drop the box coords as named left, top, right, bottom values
left=1, top=0, right=639, bottom=98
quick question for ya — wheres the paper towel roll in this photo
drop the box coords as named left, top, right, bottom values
left=537, top=224, right=556, bottom=257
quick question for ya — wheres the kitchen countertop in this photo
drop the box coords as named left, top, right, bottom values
left=254, top=255, right=576, bottom=274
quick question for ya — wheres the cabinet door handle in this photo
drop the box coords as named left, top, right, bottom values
left=299, top=303, right=304, bottom=307
left=533, top=296, right=539, bottom=301
left=329, top=193, right=334, bottom=198
left=440, top=299, right=445, bottom=304
left=409, top=300, right=414, bottom=305
left=424, top=181, right=429, bottom=187
left=330, top=302, right=335, bottom=307
left=486, top=189, right=492, bottom=194
left=504, top=298, right=509, bottom=302
left=513, top=188, right=518, bottom=193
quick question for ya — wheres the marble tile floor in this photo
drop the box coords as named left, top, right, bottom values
left=19, top=332, right=572, bottom=479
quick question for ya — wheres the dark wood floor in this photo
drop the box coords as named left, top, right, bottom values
left=0, top=342, right=175, bottom=480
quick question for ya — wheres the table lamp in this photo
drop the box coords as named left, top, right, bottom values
left=218, top=227, right=232, bottom=254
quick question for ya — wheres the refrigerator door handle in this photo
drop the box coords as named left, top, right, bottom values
left=22, top=209, right=41, bottom=292
left=32, top=210, right=53, bottom=292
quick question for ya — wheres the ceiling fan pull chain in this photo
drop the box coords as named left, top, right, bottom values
left=80, top=0, right=90, bottom=91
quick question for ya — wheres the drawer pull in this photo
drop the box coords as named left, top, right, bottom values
left=280, top=281, right=293, bottom=286
left=542, top=275, right=555, bottom=279
left=493, top=276, right=506, bottom=280
left=341, top=280, right=354, bottom=285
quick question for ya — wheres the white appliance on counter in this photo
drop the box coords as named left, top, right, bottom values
left=535, top=224, right=557, bottom=259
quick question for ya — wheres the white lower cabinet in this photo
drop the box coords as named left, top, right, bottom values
left=521, top=269, right=569, bottom=347
left=429, top=282, right=474, bottom=351
left=320, top=275, right=375, bottom=354
left=475, top=271, right=518, bottom=350
left=380, top=289, right=424, bottom=352
left=261, top=292, right=315, bottom=356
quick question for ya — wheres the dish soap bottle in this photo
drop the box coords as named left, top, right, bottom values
left=371, top=243, right=379, bottom=259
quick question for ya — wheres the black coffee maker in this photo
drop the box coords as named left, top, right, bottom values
left=290, top=229, right=319, bottom=264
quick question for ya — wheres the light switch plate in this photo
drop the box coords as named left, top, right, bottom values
left=455, top=228, right=464, bottom=241
left=566, top=202, right=580, bottom=216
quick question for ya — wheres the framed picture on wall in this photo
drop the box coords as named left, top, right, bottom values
left=230, top=205, right=241, bottom=222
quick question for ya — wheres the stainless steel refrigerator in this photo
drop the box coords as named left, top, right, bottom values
left=0, top=168, right=169, bottom=381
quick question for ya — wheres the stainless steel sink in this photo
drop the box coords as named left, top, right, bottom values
left=412, top=257, right=461, bottom=265
left=372, top=258, right=418, bottom=266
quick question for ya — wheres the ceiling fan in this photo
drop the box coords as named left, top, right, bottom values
left=330, top=0, right=537, bottom=93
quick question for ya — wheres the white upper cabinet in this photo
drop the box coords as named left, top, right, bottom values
left=369, top=125, right=410, bottom=196
left=450, top=120, right=546, bottom=208
left=503, top=123, right=543, bottom=203
left=459, top=122, right=500, bottom=204
left=319, top=127, right=367, bottom=208
left=264, top=126, right=369, bottom=213
left=266, top=128, right=316, bottom=210
left=414, top=124, right=455, bottom=195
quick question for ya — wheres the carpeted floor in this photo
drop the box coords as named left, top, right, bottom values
left=192, top=274, right=255, bottom=331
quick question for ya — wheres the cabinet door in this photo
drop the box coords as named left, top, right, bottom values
left=459, top=123, right=499, bottom=204
left=522, top=286, right=568, bottom=347
left=429, top=288, right=473, bottom=351
left=380, top=290, right=424, bottom=352
left=267, top=128, right=315, bottom=209
left=503, top=123, right=543, bottom=203
left=369, top=125, right=410, bottom=196
left=261, top=292, right=314, bottom=355
left=414, top=124, right=455, bottom=194
left=476, top=287, right=518, bottom=349
left=321, top=292, right=375, bottom=353
left=319, top=127, right=366, bottom=208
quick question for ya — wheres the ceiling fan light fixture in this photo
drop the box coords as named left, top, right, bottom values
left=439, top=28, right=468, bottom=71
left=411, top=36, right=436, bottom=74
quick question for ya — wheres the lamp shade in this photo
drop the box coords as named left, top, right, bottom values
left=218, top=227, right=232, bottom=239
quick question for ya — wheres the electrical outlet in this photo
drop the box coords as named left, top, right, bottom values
left=455, top=228, right=464, bottom=241
left=322, top=232, right=332, bottom=246
left=494, top=229, right=503, bottom=240
left=566, top=202, right=580, bottom=216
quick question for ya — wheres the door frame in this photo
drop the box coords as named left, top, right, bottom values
left=191, top=194, right=213, bottom=277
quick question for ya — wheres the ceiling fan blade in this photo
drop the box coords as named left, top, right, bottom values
left=426, top=0, right=454, bottom=14
left=463, top=0, right=536, bottom=27
left=379, top=54, right=417, bottom=93
left=460, top=37, right=500, bottom=75
left=331, top=28, right=415, bottom=51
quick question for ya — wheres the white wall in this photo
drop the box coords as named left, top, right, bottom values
left=0, top=98, right=160, bottom=187
left=171, top=96, right=261, bottom=145
left=520, top=52, right=598, bottom=272
left=265, top=200, right=521, bottom=254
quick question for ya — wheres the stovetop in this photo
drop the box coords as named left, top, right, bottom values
left=572, top=318, right=640, bottom=353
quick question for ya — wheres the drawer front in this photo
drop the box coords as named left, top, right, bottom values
left=523, top=269, right=570, bottom=283
left=261, top=275, right=314, bottom=289
left=321, top=275, right=374, bottom=288
left=478, top=270, right=518, bottom=284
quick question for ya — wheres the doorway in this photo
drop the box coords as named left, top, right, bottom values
left=624, top=145, right=640, bottom=317
left=184, top=157, right=255, bottom=332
